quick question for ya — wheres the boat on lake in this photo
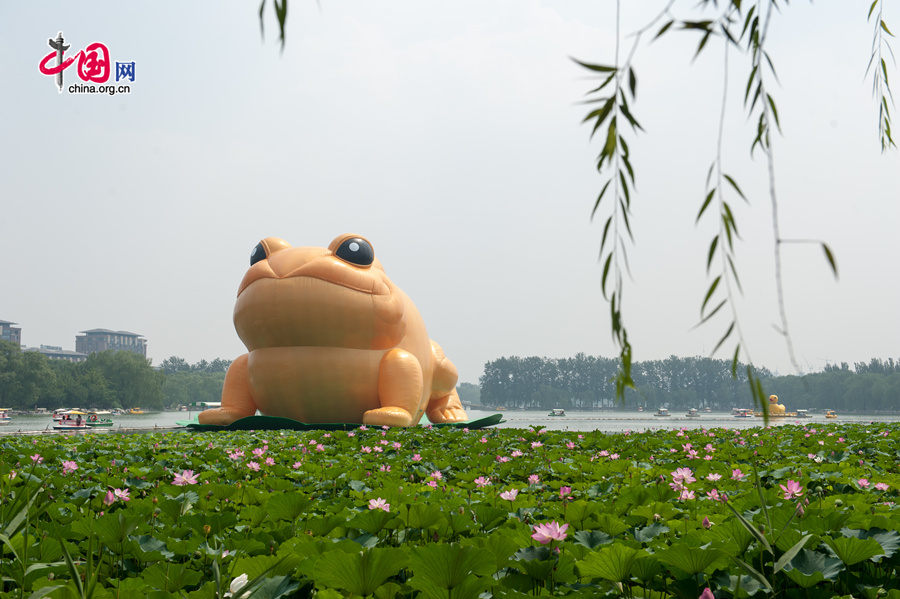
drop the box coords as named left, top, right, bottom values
left=86, top=411, right=114, bottom=427
left=53, top=410, right=89, bottom=430
left=0, top=409, right=11, bottom=425
left=547, top=408, right=566, bottom=417
left=795, top=409, right=810, bottom=419
left=825, top=410, right=838, bottom=419
left=52, top=408, right=73, bottom=421
left=128, top=408, right=146, bottom=415
left=685, top=408, right=700, bottom=418
left=733, top=408, right=753, bottom=418
left=654, top=408, right=670, bottom=417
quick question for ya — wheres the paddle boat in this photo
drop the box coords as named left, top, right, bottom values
left=795, top=409, right=810, bottom=419
left=547, top=408, right=566, bottom=417
left=0, top=409, right=11, bottom=425
left=53, top=410, right=89, bottom=430
left=654, top=407, right=670, bottom=417
left=52, top=408, right=73, bottom=422
left=685, top=408, right=700, bottom=418
left=825, top=409, right=838, bottom=419
left=86, top=411, right=114, bottom=427
left=733, top=408, right=753, bottom=418
left=128, top=407, right=145, bottom=415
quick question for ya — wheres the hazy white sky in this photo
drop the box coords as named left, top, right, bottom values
left=1, top=2, right=897, bottom=385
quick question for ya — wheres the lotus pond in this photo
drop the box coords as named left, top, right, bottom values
left=1, top=422, right=898, bottom=598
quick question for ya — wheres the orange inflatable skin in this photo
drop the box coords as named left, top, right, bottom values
left=198, top=234, right=469, bottom=427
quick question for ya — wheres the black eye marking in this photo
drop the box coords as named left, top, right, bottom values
left=335, top=237, right=374, bottom=267
left=250, top=242, right=266, bottom=266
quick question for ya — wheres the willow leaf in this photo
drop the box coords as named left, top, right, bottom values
left=702, top=276, right=722, bottom=314
left=712, top=321, right=735, bottom=354
left=697, top=189, right=716, bottom=222
left=821, top=243, right=838, bottom=278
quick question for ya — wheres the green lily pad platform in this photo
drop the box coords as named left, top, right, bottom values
left=176, top=413, right=505, bottom=432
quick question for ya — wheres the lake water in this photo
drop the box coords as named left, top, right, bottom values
left=1, top=409, right=898, bottom=436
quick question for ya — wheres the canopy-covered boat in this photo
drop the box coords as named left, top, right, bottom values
left=654, top=408, right=670, bottom=417
left=685, top=408, right=700, bottom=418
left=547, top=408, right=566, bottom=417
left=53, top=410, right=89, bottom=430
left=0, top=409, right=11, bottom=425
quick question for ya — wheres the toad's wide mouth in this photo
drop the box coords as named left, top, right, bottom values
left=234, top=275, right=406, bottom=351
left=238, top=256, right=390, bottom=297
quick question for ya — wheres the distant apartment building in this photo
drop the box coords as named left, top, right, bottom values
left=24, top=345, right=87, bottom=363
left=0, top=320, right=22, bottom=346
left=76, top=329, right=147, bottom=357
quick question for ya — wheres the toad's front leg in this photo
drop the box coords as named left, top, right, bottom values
left=363, top=348, right=424, bottom=427
left=198, top=354, right=258, bottom=425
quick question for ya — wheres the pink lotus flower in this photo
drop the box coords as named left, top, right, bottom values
left=412, top=453, right=422, bottom=461
left=559, top=486, right=572, bottom=499
left=610, top=453, right=620, bottom=460
left=392, top=442, right=401, bottom=449
left=531, top=441, right=543, bottom=449
left=430, top=470, right=443, bottom=480
left=731, top=469, right=745, bottom=481
left=875, top=482, right=889, bottom=491
left=252, top=447, right=266, bottom=457
left=531, top=521, right=569, bottom=544
left=173, top=469, right=198, bottom=486
left=247, top=461, right=260, bottom=472
left=699, top=588, right=715, bottom=599
left=857, top=478, right=870, bottom=489
left=426, top=480, right=438, bottom=488
left=113, top=488, right=130, bottom=502
left=679, top=489, right=696, bottom=501
left=780, top=479, right=804, bottom=500
left=31, top=454, right=43, bottom=464
left=103, top=490, right=116, bottom=506
left=706, top=473, right=721, bottom=482
left=373, top=446, right=383, bottom=453
left=598, top=450, right=610, bottom=457
left=528, top=474, right=540, bottom=485
left=500, top=489, right=519, bottom=501
left=702, top=516, right=713, bottom=529
left=227, top=450, right=244, bottom=460
left=510, top=450, right=523, bottom=457
left=566, top=442, right=575, bottom=449
left=379, top=464, right=390, bottom=472
left=368, top=497, right=390, bottom=511
left=671, top=467, right=696, bottom=486
left=706, top=488, right=726, bottom=502
left=61, top=460, right=78, bottom=475
left=496, top=456, right=510, bottom=463
left=292, top=461, right=302, bottom=469
left=316, top=444, right=325, bottom=452
left=474, top=476, right=491, bottom=487
left=347, top=431, right=355, bottom=437
left=265, top=457, right=276, bottom=466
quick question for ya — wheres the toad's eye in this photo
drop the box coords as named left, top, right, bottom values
left=250, top=242, right=266, bottom=266
left=335, top=237, right=374, bottom=267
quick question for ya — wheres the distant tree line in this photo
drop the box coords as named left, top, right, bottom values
left=479, top=354, right=900, bottom=412
left=0, top=341, right=229, bottom=411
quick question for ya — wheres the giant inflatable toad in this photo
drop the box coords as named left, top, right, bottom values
left=198, top=234, right=469, bottom=427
